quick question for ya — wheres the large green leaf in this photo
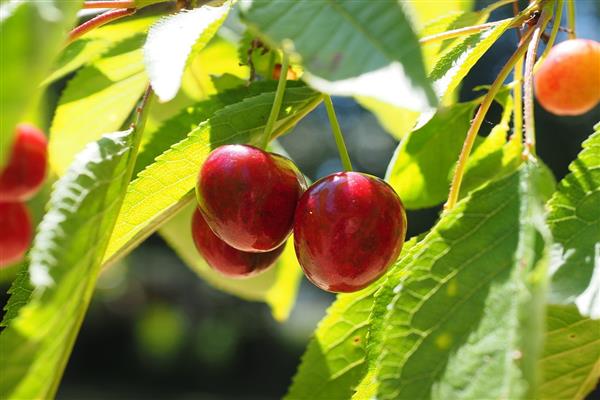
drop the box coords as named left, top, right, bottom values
left=43, top=14, right=158, bottom=86
left=286, top=237, right=420, bottom=400
left=370, top=162, right=554, bottom=399
left=240, top=0, right=436, bottom=112
left=103, top=86, right=322, bottom=267
left=0, top=0, right=82, bottom=167
left=48, top=35, right=148, bottom=175
left=540, top=304, right=600, bottom=400
left=386, top=91, right=519, bottom=209
left=547, top=126, right=600, bottom=319
left=144, top=1, right=232, bottom=102
left=0, top=123, right=145, bottom=398
left=160, top=202, right=302, bottom=321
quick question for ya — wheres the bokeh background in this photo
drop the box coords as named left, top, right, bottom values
left=1, top=1, right=599, bottom=399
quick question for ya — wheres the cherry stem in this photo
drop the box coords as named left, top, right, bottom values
left=524, top=10, right=551, bottom=158
left=324, top=95, right=353, bottom=172
left=83, top=1, right=135, bottom=8
left=444, top=25, right=537, bottom=212
left=534, top=0, right=563, bottom=72
left=512, top=55, right=524, bottom=143
left=261, top=53, right=289, bottom=149
left=566, top=0, right=576, bottom=39
left=67, top=8, right=136, bottom=45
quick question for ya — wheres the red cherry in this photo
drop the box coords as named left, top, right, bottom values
left=0, top=124, right=48, bottom=201
left=293, top=172, right=407, bottom=293
left=534, top=39, right=600, bottom=116
left=196, top=144, right=306, bottom=252
left=0, top=202, right=32, bottom=267
left=191, top=208, right=284, bottom=278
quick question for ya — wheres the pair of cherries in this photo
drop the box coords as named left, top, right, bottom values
left=0, top=124, right=48, bottom=267
left=191, top=144, right=407, bottom=293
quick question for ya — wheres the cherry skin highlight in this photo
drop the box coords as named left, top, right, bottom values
left=534, top=39, right=600, bottom=116
left=293, top=172, right=407, bottom=293
left=196, top=144, right=306, bottom=252
left=191, top=208, right=284, bottom=278
left=0, top=202, right=32, bottom=267
left=0, top=124, right=48, bottom=201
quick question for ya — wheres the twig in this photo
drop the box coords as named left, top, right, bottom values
left=68, top=8, right=136, bottom=44
left=523, top=10, right=551, bottom=157
left=444, top=26, right=537, bottom=211
left=83, top=1, right=135, bottom=8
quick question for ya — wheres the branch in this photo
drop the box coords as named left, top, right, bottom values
left=67, top=8, right=136, bottom=45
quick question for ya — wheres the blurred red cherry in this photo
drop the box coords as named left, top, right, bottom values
left=0, top=202, right=32, bottom=267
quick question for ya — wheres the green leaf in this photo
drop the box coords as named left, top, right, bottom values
left=286, top=237, right=421, bottom=400
left=48, top=35, right=148, bottom=175
left=43, top=14, right=158, bottom=86
left=547, top=126, right=600, bottom=319
left=385, top=91, right=519, bottom=209
left=0, top=265, right=32, bottom=328
left=0, top=125, right=143, bottom=399
left=0, top=0, right=82, bottom=167
left=160, top=202, right=302, bottom=321
left=240, top=0, right=436, bottom=112
left=540, top=304, right=600, bottom=400
left=103, top=86, right=322, bottom=268
left=135, top=81, right=295, bottom=176
left=430, top=18, right=512, bottom=102
left=144, top=2, right=232, bottom=102
left=370, top=162, right=553, bottom=399
left=385, top=102, right=476, bottom=209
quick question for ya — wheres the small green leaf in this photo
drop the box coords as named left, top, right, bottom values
left=0, top=125, right=143, bottom=399
left=547, top=126, right=600, bottom=319
left=144, top=2, right=232, bottom=102
left=0, top=0, right=82, bottom=167
left=240, top=0, right=436, bottom=112
left=48, top=35, right=148, bottom=175
left=370, top=162, right=553, bottom=399
left=286, top=237, right=421, bottom=400
left=160, top=202, right=302, bottom=321
left=540, top=304, right=600, bottom=400
left=103, top=86, right=322, bottom=268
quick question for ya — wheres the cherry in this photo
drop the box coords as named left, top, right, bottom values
left=196, top=144, right=306, bottom=252
left=534, top=39, right=600, bottom=116
left=191, top=208, right=284, bottom=278
left=0, top=202, right=32, bottom=267
left=272, top=63, right=298, bottom=80
left=293, top=172, right=407, bottom=293
left=0, top=124, right=48, bottom=201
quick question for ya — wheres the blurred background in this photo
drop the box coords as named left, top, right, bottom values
left=1, top=0, right=599, bottom=399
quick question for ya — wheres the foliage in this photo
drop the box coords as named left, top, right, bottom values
left=1, top=0, right=598, bottom=398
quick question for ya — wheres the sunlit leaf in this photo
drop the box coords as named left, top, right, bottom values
left=0, top=0, right=82, bottom=167
left=547, top=126, right=600, bottom=319
left=240, top=0, right=436, bottom=112
left=48, top=36, right=148, bottom=175
left=144, top=2, right=232, bottom=102
left=370, top=162, right=554, bottom=399
left=103, top=86, right=322, bottom=268
left=0, top=123, right=144, bottom=399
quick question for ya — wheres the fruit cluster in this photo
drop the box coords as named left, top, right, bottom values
left=0, top=124, right=48, bottom=267
left=191, top=144, right=407, bottom=293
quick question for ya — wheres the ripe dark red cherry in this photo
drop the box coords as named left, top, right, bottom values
left=191, top=208, right=284, bottom=278
left=0, top=202, right=32, bottom=267
left=534, top=39, right=600, bottom=116
left=0, top=124, right=48, bottom=201
left=196, top=144, right=306, bottom=252
left=294, top=172, right=407, bottom=293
